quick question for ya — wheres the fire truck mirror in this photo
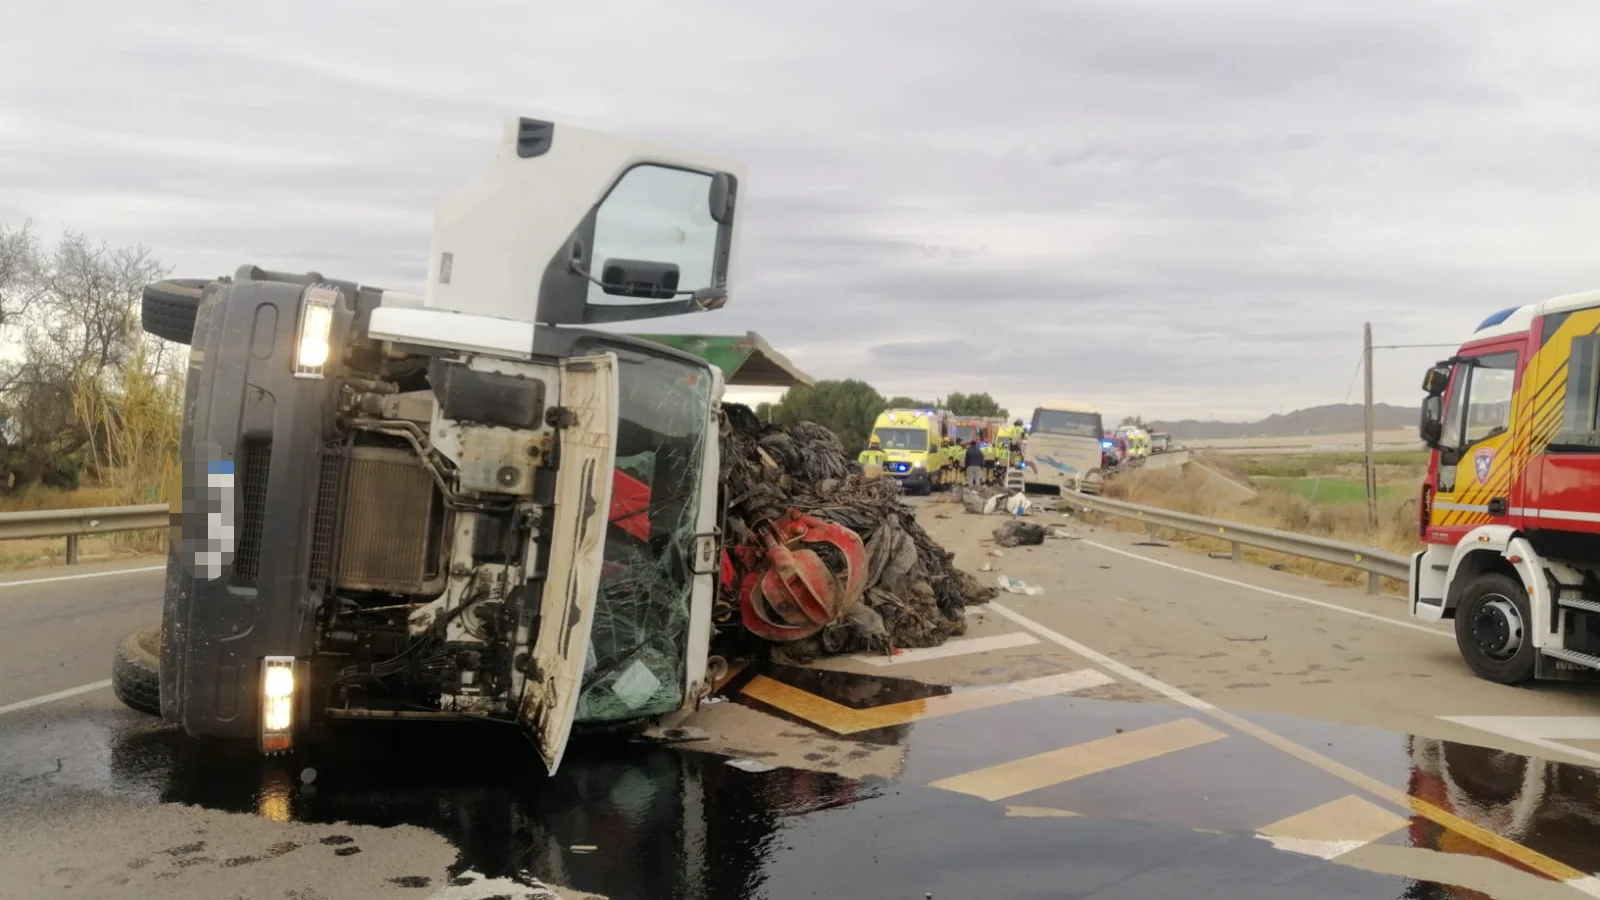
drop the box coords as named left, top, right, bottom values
left=1422, top=364, right=1451, bottom=395
left=1420, top=394, right=1444, bottom=447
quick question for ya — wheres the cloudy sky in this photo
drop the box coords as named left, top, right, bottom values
left=4, top=0, right=1599, bottom=423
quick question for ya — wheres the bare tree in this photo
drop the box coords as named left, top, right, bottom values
left=0, top=220, right=46, bottom=336
left=0, top=226, right=173, bottom=492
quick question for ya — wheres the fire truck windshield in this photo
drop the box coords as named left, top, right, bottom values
left=1441, top=351, right=1517, bottom=448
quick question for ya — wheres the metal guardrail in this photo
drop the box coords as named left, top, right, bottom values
left=1056, top=491, right=1409, bottom=594
left=0, top=504, right=168, bottom=564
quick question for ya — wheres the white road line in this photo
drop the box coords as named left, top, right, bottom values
left=1440, top=716, right=1600, bottom=768
left=1082, top=540, right=1450, bottom=639
left=0, top=679, right=113, bottom=716
left=853, top=632, right=1038, bottom=666
left=987, top=601, right=1600, bottom=895
left=0, top=564, right=164, bottom=592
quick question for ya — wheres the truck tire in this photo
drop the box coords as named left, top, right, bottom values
left=112, top=626, right=162, bottom=717
left=141, top=279, right=208, bottom=345
left=1453, top=572, right=1536, bottom=685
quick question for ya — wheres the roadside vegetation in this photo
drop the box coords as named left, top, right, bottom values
left=1099, top=451, right=1424, bottom=593
left=0, top=222, right=180, bottom=568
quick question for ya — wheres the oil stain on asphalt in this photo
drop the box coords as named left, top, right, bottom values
left=4, top=686, right=1600, bottom=898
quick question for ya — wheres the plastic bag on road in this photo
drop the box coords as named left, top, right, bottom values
left=996, top=575, right=1044, bottom=596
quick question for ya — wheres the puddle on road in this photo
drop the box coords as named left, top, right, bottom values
left=7, top=673, right=1600, bottom=899
left=101, top=721, right=878, bottom=900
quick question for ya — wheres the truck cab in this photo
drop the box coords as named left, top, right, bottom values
left=124, top=116, right=753, bottom=772
left=870, top=408, right=953, bottom=495
left=1410, top=291, right=1600, bottom=685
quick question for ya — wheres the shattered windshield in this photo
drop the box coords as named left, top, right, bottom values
left=574, top=340, right=711, bottom=722
left=874, top=427, right=928, bottom=451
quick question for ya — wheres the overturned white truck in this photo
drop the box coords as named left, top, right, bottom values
left=114, top=117, right=771, bottom=772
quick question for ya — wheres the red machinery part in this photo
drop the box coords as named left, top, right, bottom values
left=736, top=509, right=868, bottom=642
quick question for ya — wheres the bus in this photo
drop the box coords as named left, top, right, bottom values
left=1022, top=400, right=1106, bottom=494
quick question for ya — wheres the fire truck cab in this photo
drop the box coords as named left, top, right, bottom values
left=1411, top=291, right=1600, bottom=685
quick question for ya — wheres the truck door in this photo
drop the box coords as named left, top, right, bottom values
left=519, top=352, right=619, bottom=774
left=1529, top=305, right=1600, bottom=531
left=1428, top=345, right=1520, bottom=542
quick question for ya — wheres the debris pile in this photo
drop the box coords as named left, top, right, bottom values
left=992, top=521, right=1047, bottom=547
left=719, top=404, right=997, bottom=660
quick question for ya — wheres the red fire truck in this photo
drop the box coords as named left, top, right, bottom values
left=1410, top=291, right=1600, bottom=685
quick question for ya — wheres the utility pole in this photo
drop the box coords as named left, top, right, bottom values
left=1363, top=322, right=1377, bottom=528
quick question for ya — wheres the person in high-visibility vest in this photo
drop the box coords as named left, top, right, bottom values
left=858, top=435, right=886, bottom=477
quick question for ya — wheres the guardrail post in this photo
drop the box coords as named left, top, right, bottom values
left=1146, top=522, right=1160, bottom=540
left=66, top=534, right=78, bottom=565
left=1367, top=571, right=1380, bottom=595
left=1230, top=540, right=1241, bottom=561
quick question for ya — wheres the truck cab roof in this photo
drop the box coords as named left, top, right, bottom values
left=1470, top=289, right=1600, bottom=342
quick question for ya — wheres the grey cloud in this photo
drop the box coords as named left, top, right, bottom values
left=5, top=0, right=1600, bottom=419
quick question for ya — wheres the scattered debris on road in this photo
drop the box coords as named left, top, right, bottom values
left=720, top=405, right=997, bottom=661
left=993, top=521, right=1047, bottom=547
left=996, top=575, right=1044, bottom=596
left=726, top=757, right=779, bottom=773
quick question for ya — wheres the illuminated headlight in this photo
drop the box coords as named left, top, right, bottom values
left=293, top=285, right=339, bottom=378
left=912, top=462, right=926, bottom=471
left=261, top=655, right=295, bottom=752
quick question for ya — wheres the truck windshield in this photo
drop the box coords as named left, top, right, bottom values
left=1442, top=351, right=1517, bottom=448
left=952, top=424, right=977, bottom=442
left=875, top=428, right=929, bottom=451
left=575, top=339, right=711, bottom=722
left=1033, top=410, right=1103, bottom=438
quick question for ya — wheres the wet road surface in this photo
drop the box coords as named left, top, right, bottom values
left=5, top=510, right=1600, bottom=898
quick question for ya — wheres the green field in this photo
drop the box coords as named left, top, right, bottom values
left=1260, top=476, right=1405, bottom=505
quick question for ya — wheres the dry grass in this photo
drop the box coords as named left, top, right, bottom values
left=1099, top=464, right=1419, bottom=594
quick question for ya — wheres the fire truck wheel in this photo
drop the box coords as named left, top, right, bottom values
left=112, top=626, right=162, bottom=717
left=141, top=279, right=207, bottom=345
left=1453, top=572, right=1536, bottom=685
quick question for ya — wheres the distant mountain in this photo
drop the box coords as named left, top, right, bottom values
left=1146, top=403, right=1415, bottom=440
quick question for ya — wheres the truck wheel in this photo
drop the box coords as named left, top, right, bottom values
left=141, top=279, right=208, bottom=345
left=112, top=626, right=162, bottom=716
left=1453, top=573, right=1536, bottom=685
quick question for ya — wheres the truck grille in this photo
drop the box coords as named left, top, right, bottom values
left=308, top=450, right=342, bottom=584
left=233, top=439, right=271, bottom=581
left=335, top=446, right=444, bottom=595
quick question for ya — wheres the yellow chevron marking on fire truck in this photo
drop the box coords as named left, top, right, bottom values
left=1436, top=306, right=1600, bottom=527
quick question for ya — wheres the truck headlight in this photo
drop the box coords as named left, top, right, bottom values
left=293, top=285, right=339, bottom=378
left=261, top=655, right=296, bottom=752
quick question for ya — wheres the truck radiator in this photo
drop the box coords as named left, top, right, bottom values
left=233, top=439, right=272, bottom=581
left=334, top=446, right=446, bottom=595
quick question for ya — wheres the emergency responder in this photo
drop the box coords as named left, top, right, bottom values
left=858, top=435, right=886, bottom=476
left=964, top=440, right=985, bottom=487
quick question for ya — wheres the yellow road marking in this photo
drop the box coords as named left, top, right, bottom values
left=1257, top=795, right=1408, bottom=860
left=739, top=668, right=1114, bottom=735
left=1005, top=806, right=1080, bottom=818
left=930, top=718, right=1228, bottom=802
left=989, top=603, right=1600, bottom=893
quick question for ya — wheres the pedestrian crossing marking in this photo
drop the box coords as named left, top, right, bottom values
left=738, top=668, right=1114, bottom=735
left=1005, top=806, right=1080, bottom=818
left=851, top=632, right=1039, bottom=667
left=1256, top=795, right=1407, bottom=861
left=929, top=717, right=1228, bottom=802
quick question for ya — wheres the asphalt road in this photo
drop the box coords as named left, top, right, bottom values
left=3, top=503, right=1600, bottom=899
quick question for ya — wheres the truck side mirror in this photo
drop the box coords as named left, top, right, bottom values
left=1420, top=394, right=1445, bottom=448
left=599, top=258, right=681, bottom=299
left=1422, top=364, right=1451, bottom=395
